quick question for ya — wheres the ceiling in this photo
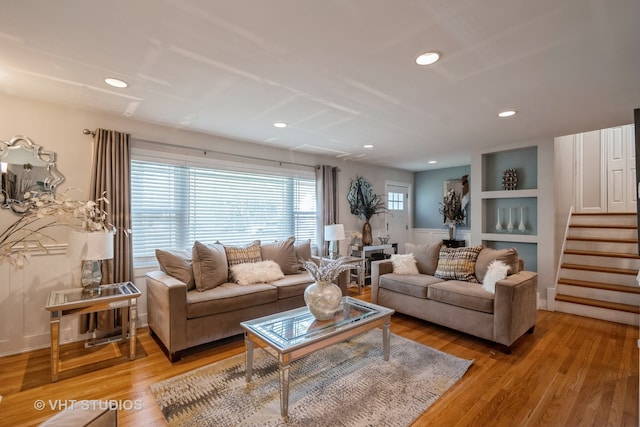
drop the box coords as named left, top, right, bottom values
left=1, top=1, right=639, bottom=171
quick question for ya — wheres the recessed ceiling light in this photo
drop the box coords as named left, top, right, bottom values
left=498, top=110, right=517, bottom=118
left=273, top=122, right=288, bottom=128
left=363, top=144, right=374, bottom=149
left=428, top=160, right=437, bottom=164
left=415, top=51, right=441, bottom=66
left=104, top=77, right=128, bottom=88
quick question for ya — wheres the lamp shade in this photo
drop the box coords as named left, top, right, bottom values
left=324, top=224, right=345, bottom=241
left=68, top=230, right=114, bottom=261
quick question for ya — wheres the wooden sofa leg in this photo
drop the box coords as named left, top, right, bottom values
left=170, top=351, right=182, bottom=363
left=526, top=325, right=535, bottom=334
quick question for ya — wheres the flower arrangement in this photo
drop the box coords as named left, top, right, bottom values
left=439, top=188, right=465, bottom=225
left=0, top=190, right=114, bottom=266
left=302, top=257, right=358, bottom=282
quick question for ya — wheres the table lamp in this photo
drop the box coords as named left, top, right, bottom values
left=324, top=224, right=345, bottom=259
left=68, top=231, right=114, bottom=293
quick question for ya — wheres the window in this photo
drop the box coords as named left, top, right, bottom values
left=130, top=157, right=317, bottom=263
left=387, top=191, right=404, bottom=211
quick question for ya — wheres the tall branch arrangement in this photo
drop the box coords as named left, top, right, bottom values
left=439, top=188, right=465, bottom=225
left=0, top=190, right=114, bottom=266
left=347, top=176, right=387, bottom=221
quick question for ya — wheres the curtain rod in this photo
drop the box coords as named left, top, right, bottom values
left=83, top=128, right=318, bottom=169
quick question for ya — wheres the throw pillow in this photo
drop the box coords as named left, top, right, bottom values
left=434, top=245, right=483, bottom=282
left=294, top=238, right=312, bottom=270
left=231, top=260, right=285, bottom=285
left=155, top=249, right=195, bottom=290
left=482, top=260, right=509, bottom=293
left=223, top=240, right=262, bottom=280
left=192, top=241, right=229, bottom=291
left=261, top=237, right=299, bottom=275
left=405, top=242, right=442, bottom=275
left=475, top=247, right=519, bottom=283
left=391, top=254, right=420, bottom=275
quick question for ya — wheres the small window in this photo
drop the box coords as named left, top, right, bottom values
left=387, top=191, right=404, bottom=211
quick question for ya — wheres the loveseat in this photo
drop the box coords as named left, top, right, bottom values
left=146, top=238, right=345, bottom=362
left=371, top=242, right=537, bottom=352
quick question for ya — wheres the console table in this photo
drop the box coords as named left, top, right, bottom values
left=45, top=282, right=141, bottom=382
left=349, top=244, right=395, bottom=290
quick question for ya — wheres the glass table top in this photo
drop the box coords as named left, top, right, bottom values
left=46, top=282, right=141, bottom=311
left=241, top=297, right=393, bottom=350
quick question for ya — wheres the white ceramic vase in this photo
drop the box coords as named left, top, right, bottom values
left=304, top=280, right=342, bottom=320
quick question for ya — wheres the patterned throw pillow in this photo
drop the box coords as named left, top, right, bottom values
left=434, top=245, right=483, bottom=282
left=224, top=240, right=262, bottom=280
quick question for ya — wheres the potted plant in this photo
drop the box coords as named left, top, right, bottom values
left=347, top=176, right=388, bottom=245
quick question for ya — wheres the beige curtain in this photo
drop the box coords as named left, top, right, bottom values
left=85, top=128, right=133, bottom=332
left=316, top=165, right=339, bottom=256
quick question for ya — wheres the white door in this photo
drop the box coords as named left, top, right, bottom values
left=606, top=125, right=636, bottom=212
left=385, top=182, right=411, bottom=254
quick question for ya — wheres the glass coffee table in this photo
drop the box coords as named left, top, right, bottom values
left=240, top=297, right=394, bottom=420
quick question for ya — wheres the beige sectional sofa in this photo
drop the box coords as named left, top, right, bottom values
left=146, top=238, right=345, bottom=362
left=371, top=242, right=537, bottom=352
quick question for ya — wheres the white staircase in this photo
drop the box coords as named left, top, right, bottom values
left=555, top=212, right=640, bottom=326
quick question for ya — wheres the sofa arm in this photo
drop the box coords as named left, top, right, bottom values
left=146, top=271, right=188, bottom=358
left=371, top=260, right=394, bottom=304
left=493, top=270, right=538, bottom=347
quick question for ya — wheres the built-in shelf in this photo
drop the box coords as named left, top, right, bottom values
left=481, top=233, right=538, bottom=243
left=479, top=145, right=539, bottom=272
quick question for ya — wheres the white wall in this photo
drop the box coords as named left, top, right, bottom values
left=0, top=94, right=412, bottom=356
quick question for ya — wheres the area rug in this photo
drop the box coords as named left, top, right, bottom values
left=150, top=331, right=473, bottom=427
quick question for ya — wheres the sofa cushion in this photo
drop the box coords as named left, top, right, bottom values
left=427, top=280, right=494, bottom=314
left=224, top=240, right=262, bottom=280
left=230, top=260, right=285, bottom=285
left=192, top=241, right=229, bottom=291
left=186, top=282, right=278, bottom=318
left=269, top=272, right=314, bottom=299
left=155, top=249, right=195, bottom=291
left=391, top=254, right=419, bottom=275
left=434, top=245, right=483, bottom=283
left=261, top=237, right=300, bottom=274
left=475, top=247, right=520, bottom=283
left=405, top=242, right=442, bottom=275
left=294, top=239, right=312, bottom=264
left=379, top=273, right=445, bottom=299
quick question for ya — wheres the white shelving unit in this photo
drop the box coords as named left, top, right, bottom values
left=477, top=144, right=539, bottom=272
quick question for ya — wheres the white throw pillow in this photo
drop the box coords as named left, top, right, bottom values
left=482, top=260, right=509, bottom=293
left=231, top=260, right=285, bottom=285
left=391, top=254, right=419, bottom=275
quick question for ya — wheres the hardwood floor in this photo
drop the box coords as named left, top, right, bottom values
left=0, top=288, right=638, bottom=426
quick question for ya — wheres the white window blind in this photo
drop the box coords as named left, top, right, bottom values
left=130, top=158, right=317, bottom=261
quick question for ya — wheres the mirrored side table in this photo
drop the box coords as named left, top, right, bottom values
left=45, top=282, right=141, bottom=382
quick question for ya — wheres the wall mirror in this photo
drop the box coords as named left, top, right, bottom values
left=0, top=135, right=65, bottom=214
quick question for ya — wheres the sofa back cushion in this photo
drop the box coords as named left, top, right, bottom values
left=294, top=239, right=312, bottom=264
left=261, top=237, right=300, bottom=274
left=475, top=247, right=520, bottom=283
left=434, top=245, right=483, bottom=283
left=405, top=241, right=442, bottom=275
left=192, top=241, right=229, bottom=291
left=155, top=249, right=195, bottom=290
